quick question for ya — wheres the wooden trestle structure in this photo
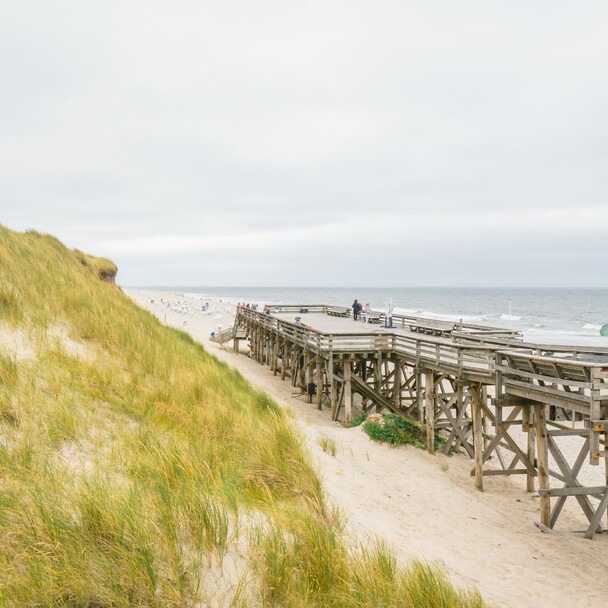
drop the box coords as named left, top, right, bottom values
left=231, top=304, right=608, bottom=538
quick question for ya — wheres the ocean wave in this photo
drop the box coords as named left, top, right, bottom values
left=393, top=307, right=423, bottom=315
left=582, top=323, right=603, bottom=330
left=500, top=314, right=522, bottom=321
left=527, top=327, right=599, bottom=337
left=419, top=311, right=485, bottom=322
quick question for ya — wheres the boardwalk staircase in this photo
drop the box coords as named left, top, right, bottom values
left=210, top=326, right=235, bottom=344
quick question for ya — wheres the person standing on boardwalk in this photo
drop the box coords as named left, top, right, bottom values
left=364, top=303, right=371, bottom=324
left=352, top=299, right=360, bottom=321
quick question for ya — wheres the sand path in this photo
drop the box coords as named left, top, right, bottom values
left=127, top=289, right=608, bottom=608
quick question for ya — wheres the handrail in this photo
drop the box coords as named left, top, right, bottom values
left=236, top=305, right=608, bottom=398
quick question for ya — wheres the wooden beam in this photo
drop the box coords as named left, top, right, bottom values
left=425, top=371, right=435, bottom=455
left=316, top=358, right=323, bottom=410
left=535, top=404, right=551, bottom=527
left=344, top=357, right=352, bottom=426
left=470, top=383, right=484, bottom=491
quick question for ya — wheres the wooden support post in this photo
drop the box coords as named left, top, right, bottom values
left=329, top=355, right=336, bottom=415
left=280, top=340, right=287, bottom=380
left=523, top=406, right=536, bottom=492
left=299, top=352, right=306, bottom=393
left=375, top=354, right=382, bottom=411
left=471, top=383, right=484, bottom=491
left=305, top=354, right=312, bottom=400
left=425, top=371, right=435, bottom=454
left=393, top=358, right=401, bottom=411
left=535, top=404, right=551, bottom=527
left=590, top=372, right=601, bottom=465
left=344, top=356, right=352, bottom=426
left=481, top=385, right=489, bottom=450
left=361, top=358, right=368, bottom=411
left=417, top=371, right=424, bottom=423
left=316, top=358, right=323, bottom=410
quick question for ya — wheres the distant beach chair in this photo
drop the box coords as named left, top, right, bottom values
left=327, top=307, right=350, bottom=318
left=408, top=319, right=457, bottom=337
left=367, top=312, right=382, bottom=324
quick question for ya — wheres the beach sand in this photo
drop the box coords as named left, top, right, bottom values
left=127, top=289, right=608, bottom=608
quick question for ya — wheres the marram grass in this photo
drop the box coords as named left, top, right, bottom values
left=0, top=226, right=489, bottom=606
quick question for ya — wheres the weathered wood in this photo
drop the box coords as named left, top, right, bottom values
left=584, top=490, right=608, bottom=539
left=425, top=371, right=435, bottom=455
left=538, top=486, right=607, bottom=497
left=470, top=384, right=484, bottom=491
left=344, top=356, right=352, bottom=426
left=523, top=406, right=535, bottom=492
left=329, top=355, right=336, bottom=415
left=316, top=358, right=323, bottom=410
left=535, top=405, right=551, bottom=527
left=393, top=358, right=402, bottom=410
left=234, top=304, right=608, bottom=536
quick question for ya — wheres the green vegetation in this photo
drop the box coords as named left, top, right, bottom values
left=348, top=411, right=369, bottom=428
left=0, top=226, right=486, bottom=606
left=360, top=412, right=447, bottom=451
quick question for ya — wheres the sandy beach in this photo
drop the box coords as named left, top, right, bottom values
left=127, top=289, right=608, bottom=608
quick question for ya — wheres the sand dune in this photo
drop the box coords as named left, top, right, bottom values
left=128, top=289, right=608, bottom=608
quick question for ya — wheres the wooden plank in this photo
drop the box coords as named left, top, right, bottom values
left=538, top=486, right=607, bottom=497
left=471, top=468, right=531, bottom=477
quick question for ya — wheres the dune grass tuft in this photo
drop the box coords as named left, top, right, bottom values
left=0, top=226, right=488, bottom=606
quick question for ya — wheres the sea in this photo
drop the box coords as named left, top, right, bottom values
left=142, top=286, right=608, bottom=347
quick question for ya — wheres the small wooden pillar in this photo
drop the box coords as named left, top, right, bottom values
left=329, top=355, right=337, bottom=417
left=344, top=356, right=352, bottom=426
left=299, top=351, right=307, bottom=394
left=523, top=405, right=536, bottom=492
left=393, top=358, right=402, bottom=411
left=316, top=358, right=323, bottom=410
left=416, top=370, right=424, bottom=423
left=374, top=354, right=382, bottom=411
left=534, top=404, right=550, bottom=526
left=361, top=358, right=368, bottom=411
left=470, top=383, right=484, bottom=491
left=425, top=370, right=435, bottom=454
left=280, top=340, right=287, bottom=380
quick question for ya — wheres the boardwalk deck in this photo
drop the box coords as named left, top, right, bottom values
left=233, top=304, right=608, bottom=538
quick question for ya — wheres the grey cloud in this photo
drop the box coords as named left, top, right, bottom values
left=1, top=0, right=607, bottom=287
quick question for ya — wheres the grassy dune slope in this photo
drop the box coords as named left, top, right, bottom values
left=0, top=227, right=487, bottom=607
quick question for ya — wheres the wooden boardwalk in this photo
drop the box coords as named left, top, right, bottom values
left=232, top=304, right=608, bottom=538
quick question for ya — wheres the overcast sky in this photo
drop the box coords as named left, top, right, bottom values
left=1, top=1, right=607, bottom=287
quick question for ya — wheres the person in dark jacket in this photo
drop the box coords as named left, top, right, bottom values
left=352, top=299, right=360, bottom=321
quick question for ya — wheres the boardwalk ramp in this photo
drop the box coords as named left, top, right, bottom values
left=210, top=326, right=235, bottom=344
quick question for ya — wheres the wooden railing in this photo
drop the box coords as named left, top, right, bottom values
left=238, top=307, right=498, bottom=381
left=236, top=305, right=608, bottom=416
left=496, top=350, right=608, bottom=412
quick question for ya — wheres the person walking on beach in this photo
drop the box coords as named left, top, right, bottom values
left=352, top=299, right=360, bottom=321
left=364, top=303, right=371, bottom=325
